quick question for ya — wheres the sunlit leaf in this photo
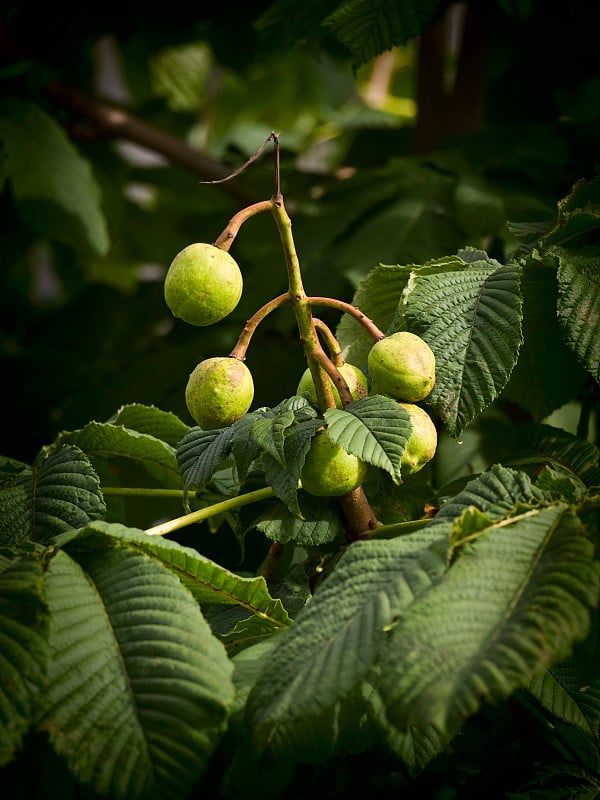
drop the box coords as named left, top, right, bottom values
left=404, top=259, right=523, bottom=438
left=324, top=395, right=413, bottom=484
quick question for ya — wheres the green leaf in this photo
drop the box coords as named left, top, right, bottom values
left=324, top=0, right=443, bottom=67
left=260, top=419, right=322, bottom=518
left=246, top=530, right=449, bottom=760
left=554, top=247, right=600, bottom=384
left=38, top=543, right=235, bottom=800
left=336, top=258, right=466, bottom=371
left=528, top=659, right=599, bottom=735
left=324, top=395, right=413, bottom=484
left=251, top=409, right=297, bottom=468
left=506, top=423, right=600, bottom=481
left=404, top=259, right=523, bottom=438
left=542, top=175, right=600, bottom=248
left=0, top=446, right=105, bottom=546
left=255, top=492, right=343, bottom=546
left=59, top=521, right=293, bottom=630
left=361, top=678, right=450, bottom=771
left=501, top=254, right=590, bottom=420
left=177, top=426, right=233, bottom=489
left=432, top=463, right=547, bottom=531
left=56, top=422, right=183, bottom=490
left=0, top=96, right=109, bottom=256
left=0, top=553, right=50, bottom=767
left=378, top=504, right=600, bottom=738
left=109, top=404, right=190, bottom=448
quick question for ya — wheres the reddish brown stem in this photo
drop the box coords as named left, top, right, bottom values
left=339, top=488, right=379, bottom=541
left=229, top=292, right=291, bottom=360
left=307, top=296, right=386, bottom=341
left=313, top=318, right=344, bottom=367
left=310, top=347, right=355, bottom=408
left=213, top=199, right=274, bottom=252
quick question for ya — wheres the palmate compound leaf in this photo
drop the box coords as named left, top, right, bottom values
left=246, top=528, right=450, bottom=761
left=323, top=395, right=413, bottom=484
left=554, top=246, right=600, bottom=384
left=38, top=527, right=236, bottom=800
left=0, top=553, right=50, bottom=767
left=377, top=503, right=600, bottom=740
left=403, top=258, right=523, bottom=439
left=0, top=446, right=105, bottom=546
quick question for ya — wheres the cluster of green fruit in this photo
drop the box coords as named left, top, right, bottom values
left=297, top=331, right=438, bottom=495
left=164, top=241, right=438, bottom=498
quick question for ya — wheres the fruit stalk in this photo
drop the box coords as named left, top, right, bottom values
left=307, top=296, right=386, bottom=341
left=213, top=199, right=274, bottom=252
left=269, top=195, right=337, bottom=411
left=230, top=292, right=291, bottom=360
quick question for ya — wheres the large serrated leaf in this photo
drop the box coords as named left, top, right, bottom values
left=405, top=259, right=523, bottom=438
left=57, top=422, right=183, bottom=489
left=0, top=554, right=50, bottom=767
left=57, top=521, right=292, bottom=630
left=0, top=445, right=105, bottom=546
left=554, top=247, right=600, bottom=383
left=38, top=544, right=235, bottom=800
left=246, top=530, right=449, bottom=760
left=378, top=504, right=600, bottom=738
left=0, top=96, right=109, bottom=256
left=432, top=464, right=547, bottom=530
left=324, top=395, right=412, bottom=484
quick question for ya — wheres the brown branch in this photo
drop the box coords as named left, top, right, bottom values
left=43, top=80, right=252, bottom=203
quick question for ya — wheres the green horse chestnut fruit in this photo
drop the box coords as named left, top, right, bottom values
left=399, top=402, right=438, bottom=476
left=185, top=356, right=254, bottom=429
left=164, top=242, right=243, bottom=327
left=296, top=362, right=368, bottom=408
left=300, top=430, right=368, bottom=497
left=368, top=331, right=435, bottom=402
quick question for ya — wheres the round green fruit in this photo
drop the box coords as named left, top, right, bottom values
left=185, top=357, right=254, bottom=429
left=368, top=331, right=436, bottom=402
left=399, top=402, right=438, bottom=476
left=164, top=242, right=243, bottom=327
left=300, top=431, right=368, bottom=497
left=297, top=363, right=368, bottom=408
